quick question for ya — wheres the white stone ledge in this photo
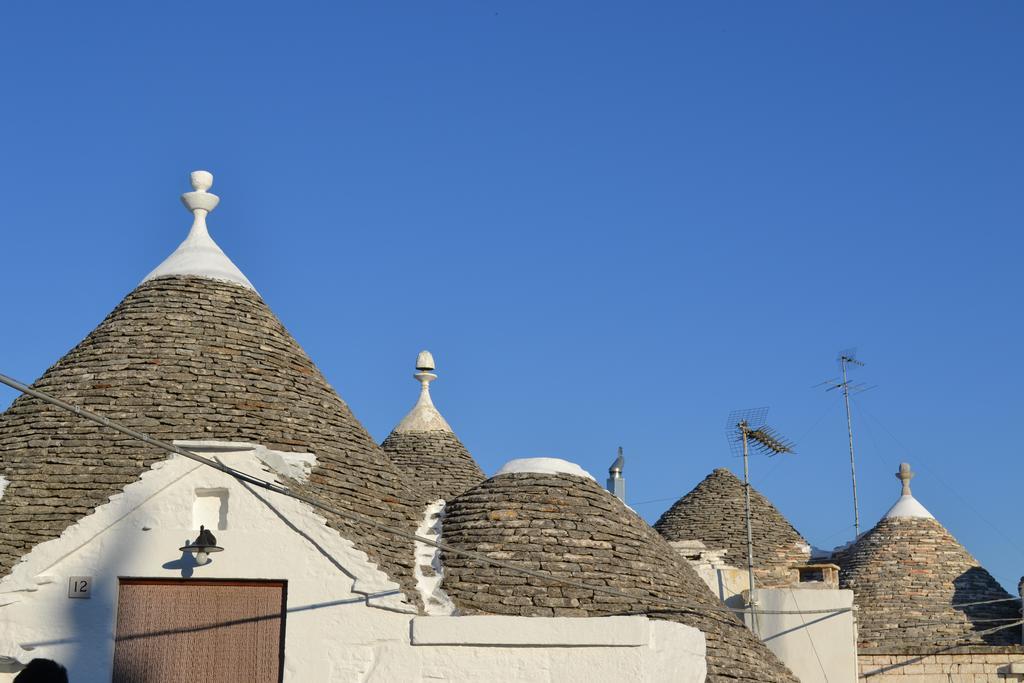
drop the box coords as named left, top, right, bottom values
left=410, top=615, right=651, bottom=647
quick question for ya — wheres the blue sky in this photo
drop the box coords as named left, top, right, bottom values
left=2, top=2, right=1023, bottom=589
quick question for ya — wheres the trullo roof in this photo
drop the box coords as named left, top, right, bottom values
left=0, top=172, right=422, bottom=597
left=653, top=468, right=810, bottom=580
left=838, top=463, right=1020, bottom=650
left=440, top=461, right=799, bottom=683
left=380, top=351, right=484, bottom=501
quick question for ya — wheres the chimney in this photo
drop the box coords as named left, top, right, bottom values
left=606, top=447, right=626, bottom=501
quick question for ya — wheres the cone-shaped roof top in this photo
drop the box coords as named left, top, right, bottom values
left=441, top=462, right=798, bottom=683
left=0, top=173, right=421, bottom=596
left=653, top=468, right=810, bottom=577
left=142, top=170, right=254, bottom=290
left=839, top=463, right=1019, bottom=650
left=381, top=351, right=484, bottom=501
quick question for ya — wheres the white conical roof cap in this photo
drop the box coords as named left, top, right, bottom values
left=882, top=462, right=934, bottom=520
left=394, top=351, right=452, bottom=433
left=142, top=170, right=255, bottom=291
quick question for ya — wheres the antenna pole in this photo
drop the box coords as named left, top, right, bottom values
left=841, top=356, right=861, bottom=539
left=740, top=421, right=758, bottom=637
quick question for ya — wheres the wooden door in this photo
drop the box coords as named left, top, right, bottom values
left=112, top=579, right=286, bottom=683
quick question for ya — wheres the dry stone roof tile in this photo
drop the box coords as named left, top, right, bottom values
left=381, top=430, right=484, bottom=502
left=653, top=468, right=810, bottom=583
left=441, top=471, right=799, bottom=683
left=0, top=276, right=421, bottom=598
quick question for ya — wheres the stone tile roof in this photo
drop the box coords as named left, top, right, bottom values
left=440, top=471, right=799, bottom=683
left=0, top=276, right=421, bottom=597
left=838, top=515, right=1020, bottom=650
left=381, top=430, right=485, bottom=503
left=653, top=468, right=810, bottom=584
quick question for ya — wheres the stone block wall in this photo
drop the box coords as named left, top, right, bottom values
left=859, top=652, right=1024, bottom=682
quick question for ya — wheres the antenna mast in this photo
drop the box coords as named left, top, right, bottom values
left=840, top=354, right=860, bottom=538
left=819, top=350, right=868, bottom=539
left=726, top=408, right=795, bottom=637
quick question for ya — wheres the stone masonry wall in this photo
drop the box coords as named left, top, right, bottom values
left=859, top=652, right=1024, bottom=682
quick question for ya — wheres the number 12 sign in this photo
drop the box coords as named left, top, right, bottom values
left=68, top=576, right=92, bottom=599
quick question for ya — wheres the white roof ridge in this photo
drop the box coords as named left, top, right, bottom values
left=141, top=170, right=255, bottom=291
left=394, top=350, right=453, bottom=433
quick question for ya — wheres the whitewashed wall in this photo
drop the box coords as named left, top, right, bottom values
left=749, top=587, right=857, bottom=683
left=0, top=443, right=705, bottom=682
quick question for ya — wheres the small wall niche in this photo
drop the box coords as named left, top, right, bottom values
left=193, top=488, right=229, bottom=530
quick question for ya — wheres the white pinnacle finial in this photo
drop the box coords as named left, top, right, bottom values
left=141, top=170, right=255, bottom=290
left=896, top=462, right=914, bottom=496
left=191, top=170, right=213, bottom=192
left=181, top=170, right=220, bottom=215
left=415, top=349, right=438, bottom=391
left=394, top=350, right=452, bottom=433
left=416, top=350, right=436, bottom=372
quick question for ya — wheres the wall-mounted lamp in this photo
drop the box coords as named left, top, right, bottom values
left=179, top=525, right=223, bottom=565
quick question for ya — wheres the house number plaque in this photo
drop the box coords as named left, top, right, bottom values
left=68, top=576, right=92, bottom=599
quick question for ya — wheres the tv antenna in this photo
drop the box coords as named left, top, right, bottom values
left=726, top=408, right=795, bottom=636
left=815, top=349, right=873, bottom=540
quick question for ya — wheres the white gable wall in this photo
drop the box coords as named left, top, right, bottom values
left=0, top=442, right=706, bottom=682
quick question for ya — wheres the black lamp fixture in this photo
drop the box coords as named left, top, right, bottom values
left=179, top=525, right=223, bottom=565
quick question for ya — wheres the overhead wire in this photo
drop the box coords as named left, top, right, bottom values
left=757, top=396, right=842, bottom=486
left=949, top=596, right=1021, bottom=608
left=0, top=372, right=848, bottom=618
left=629, top=495, right=678, bottom=507
left=788, top=587, right=830, bottom=682
left=851, top=397, right=1024, bottom=564
left=635, top=399, right=842, bottom=507
left=2, top=373, right=1016, bottom=624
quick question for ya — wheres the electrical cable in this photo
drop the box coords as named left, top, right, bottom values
left=759, top=398, right=842, bottom=486
left=788, top=587, right=830, bottom=682
left=629, top=495, right=678, bottom=507
left=852, top=398, right=1024, bottom=564
left=2, top=374, right=1014, bottom=623
left=0, top=372, right=852, bottom=618
left=897, top=619, right=1023, bottom=641
left=949, top=596, right=1021, bottom=607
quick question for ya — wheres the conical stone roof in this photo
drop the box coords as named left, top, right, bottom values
left=440, top=461, right=799, bottom=683
left=380, top=351, right=484, bottom=501
left=653, top=468, right=810, bottom=584
left=0, top=277, right=422, bottom=593
left=0, top=174, right=422, bottom=597
left=839, top=463, right=1020, bottom=650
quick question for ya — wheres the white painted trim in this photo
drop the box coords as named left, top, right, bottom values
left=495, top=458, right=595, bottom=481
left=411, top=615, right=652, bottom=647
left=414, top=500, right=455, bottom=616
left=174, top=440, right=317, bottom=484
left=0, top=442, right=412, bottom=609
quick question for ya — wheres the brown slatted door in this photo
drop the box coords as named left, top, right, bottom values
left=112, top=579, right=286, bottom=683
